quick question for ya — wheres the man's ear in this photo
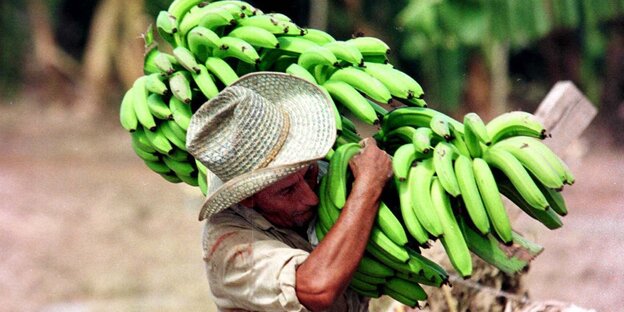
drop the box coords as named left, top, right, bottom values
left=240, top=196, right=254, bottom=208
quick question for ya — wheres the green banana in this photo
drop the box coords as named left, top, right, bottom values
left=238, top=15, right=289, bottom=34
left=264, top=12, right=292, bottom=22
left=347, top=36, right=390, bottom=56
left=448, top=123, right=471, bottom=157
left=493, top=138, right=565, bottom=190
left=297, top=46, right=339, bottom=71
left=168, top=0, right=204, bottom=21
left=197, top=169, right=208, bottom=195
left=191, top=64, right=219, bottom=99
left=323, top=80, right=378, bottom=125
left=362, top=62, right=424, bottom=101
left=472, top=157, right=513, bottom=244
left=328, top=67, right=392, bottom=104
left=204, top=56, right=239, bottom=86
left=196, top=8, right=237, bottom=32
left=144, top=125, right=174, bottom=155
left=413, top=127, right=434, bottom=154
left=316, top=85, right=343, bottom=133
left=228, top=25, right=280, bottom=49
left=327, top=143, right=361, bottom=208
left=144, top=159, right=171, bottom=174
left=176, top=170, right=200, bottom=187
left=173, top=46, right=201, bottom=73
left=144, top=73, right=170, bottom=96
left=285, top=63, right=316, bottom=83
left=430, top=177, right=473, bottom=277
left=496, top=172, right=563, bottom=229
left=383, top=126, right=417, bottom=145
left=367, top=228, right=410, bottom=263
left=163, top=155, right=195, bottom=176
left=157, top=10, right=178, bottom=35
left=168, top=147, right=189, bottom=162
left=432, top=141, right=461, bottom=197
left=169, top=71, right=193, bottom=104
left=302, top=28, right=336, bottom=45
left=385, top=277, right=428, bottom=301
left=132, top=77, right=157, bottom=131
left=391, top=143, right=422, bottom=182
left=349, top=275, right=378, bottom=292
left=153, top=52, right=177, bottom=76
left=376, top=202, right=408, bottom=246
left=381, top=107, right=462, bottom=134
left=119, top=87, right=139, bottom=132
left=486, top=111, right=548, bottom=144
left=430, top=113, right=452, bottom=141
left=186, top=26, right=223, bottom=62
left=131, top=126, right=157, bottom=154
left=483, top=147, right=549, bottom=210
left=203, top=0, right=257, bottom=17
left=169, top=96, right=192, bottom=130
left=160, top=172, right=183, bottom=183
left=167, top=119, right=187, bottom=141
left=147, top=93, right=173, bottom=120
left=131, top=137, right=160, bottom=162
left=213, top=36, right=261, bottom=64
left=382, top=287, right=418, bottom=308
left=353, top=270, right=386, bottom=285
left=276, top=36, right=319, bottom=54
left=454, top=154, right=491, bottom=234
left=323, top=41, right=364, bottom=66
left=464, top=112, right=491, bottom=144
left=357, top=256, right=394, bottom=278
left=395, top=176, right=430, bottom=245
left=160, top=120, right=187, bottom=151
left=493, top=136, right=574, bottom=185
left=537, top=181, right=568, bottom=216
left=463, top=112, right=490, bottom=158
left=409, top=158, right=444, bottom=237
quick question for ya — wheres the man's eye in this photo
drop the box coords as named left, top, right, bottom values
left=280, top=186, right=295, bottom=196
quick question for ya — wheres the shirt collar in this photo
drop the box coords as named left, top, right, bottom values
left=230, top=204, right=274, bottom=231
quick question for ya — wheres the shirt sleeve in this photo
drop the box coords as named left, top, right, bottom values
left=204, top=227, right=311, bottom=312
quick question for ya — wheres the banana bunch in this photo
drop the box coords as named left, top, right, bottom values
left=122, top=0, right=429, bottom=192
left=316, top=143, right=448, bottom=307
left=119, top=0, right=575, bottom=306
left=375, top=107, right=573, bottom=278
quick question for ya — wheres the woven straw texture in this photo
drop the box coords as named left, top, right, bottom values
left=186, top=72, right=336, bottom=221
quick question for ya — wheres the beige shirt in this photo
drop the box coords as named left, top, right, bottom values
left=202, top=204, right=369, bottom=312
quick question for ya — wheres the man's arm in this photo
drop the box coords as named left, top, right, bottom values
left=295, top=138, right=393, bottom=311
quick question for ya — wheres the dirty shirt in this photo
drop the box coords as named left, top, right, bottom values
left=202, top=204, right=369, bottom=312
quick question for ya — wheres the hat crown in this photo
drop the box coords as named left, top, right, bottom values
left=186, top=86, right=288, bottom=182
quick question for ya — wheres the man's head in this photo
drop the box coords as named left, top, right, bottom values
left=185, top=72, right=336, bottom=221
left=241, top=163, right=320, bottom=229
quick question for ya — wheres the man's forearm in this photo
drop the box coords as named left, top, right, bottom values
left=295, top=177, right=383, bottom=311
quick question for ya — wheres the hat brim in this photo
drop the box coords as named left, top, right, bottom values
left=197, top=72, right=336, bottom=221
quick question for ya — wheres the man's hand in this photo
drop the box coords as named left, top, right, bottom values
left=295, top=137, right=392, bottom=311
left=349, top=137, right=393, bottom=190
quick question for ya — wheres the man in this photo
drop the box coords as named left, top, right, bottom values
left=186, top=72, right=392, bottom=311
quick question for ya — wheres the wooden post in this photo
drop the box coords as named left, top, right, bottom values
left=534, top=81, right=598, bottom=155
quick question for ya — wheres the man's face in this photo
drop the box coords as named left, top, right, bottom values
left=250, top=163, right=320, bottom=229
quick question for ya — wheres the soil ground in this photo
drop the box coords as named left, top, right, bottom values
left=1, top=102, right=622, bottom=312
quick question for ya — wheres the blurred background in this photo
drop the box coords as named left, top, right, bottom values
left=1, top=0, right=623, bottom=311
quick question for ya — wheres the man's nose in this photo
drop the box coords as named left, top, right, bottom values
left=299, top=181, right=319, bottom=206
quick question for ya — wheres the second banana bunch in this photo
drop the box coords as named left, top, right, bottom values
left=119, top=0, right=575, bottom=308
left=323, top=107, right=573, bottom=306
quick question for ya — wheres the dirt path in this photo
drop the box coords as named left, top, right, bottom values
left=0, top=104, right=622, bottom=311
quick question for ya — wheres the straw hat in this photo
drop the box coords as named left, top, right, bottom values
left=186, top=72, right=336, bottom=221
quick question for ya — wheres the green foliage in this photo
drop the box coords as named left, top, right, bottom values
left=0, top=1, right=29, bottom=99
left=397, top=0, right=624, bottom=110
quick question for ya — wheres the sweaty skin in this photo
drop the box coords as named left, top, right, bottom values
left=242, top=138, right=393, bottom=311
